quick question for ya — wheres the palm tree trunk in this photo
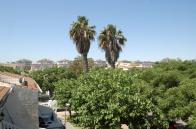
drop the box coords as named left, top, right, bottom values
left=69, top=109, right=72, bottom=118
left=82, top=53, right=88, bottom=73
left=111, top=62, right=115, bottom=68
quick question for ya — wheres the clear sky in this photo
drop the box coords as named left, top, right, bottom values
left=0, top=0, right=196, bottom=63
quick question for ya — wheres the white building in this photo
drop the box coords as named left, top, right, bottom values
left=116, top=60, right=154, bottom=70
left=30, top=59, right=56, bottom=71
left=94, top=60, right=107, bottom=67
left=57, top=59, right=70, bottom=68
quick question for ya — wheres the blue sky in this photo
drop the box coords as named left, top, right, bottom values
left=0, top=0, right=195, bottom=62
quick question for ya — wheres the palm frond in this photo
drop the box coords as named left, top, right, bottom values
left=98, top=24, right=127, bottom=67
left=69, top=16, right=96, bottom=54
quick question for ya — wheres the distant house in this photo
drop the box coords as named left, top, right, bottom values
left=129, top=61, right=143, bottom=68
left=94, top=60, right=107, bottom=67
left=37, top=59, right=54, bottom=65
left=0, top=72, right=42, bottom=129
left=116, top=60, right=154, bottom=70
left=31, top=59, right=56, bottom=71
left=30, top=63, right=42, bottom=71
left=0, top=63, right=18, bottom=69
left=15, top=59, right=32, bottom=71
left=116, top=60, right=131, bottom=70
left=0, top=59, right=32, bottom=72
left=140, top=61, right=154, bottom=68
left=57, top=59, right=70, bottom=68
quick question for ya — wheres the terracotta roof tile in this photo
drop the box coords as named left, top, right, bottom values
left=0, top=72, right=39, bottom=91
left=0, top=86, right=10, bottom=101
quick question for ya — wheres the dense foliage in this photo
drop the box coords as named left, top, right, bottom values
left=53, top=60, right=196, bottom=129
left=69, top=56, right=95, bottom=76
left=29, top=67, right=76, bottom=96
left=16, top=59, right=32, bottom=72
left=69, top=68, right=167, bottom=129
left=139, top=60, right=196, bottom=129
left=0, top=65, right=19, bottom=74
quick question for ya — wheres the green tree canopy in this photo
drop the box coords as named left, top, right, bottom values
left=29, top=67, right=76, bottom=96
left=0, top=65, right=19, bottom=74
left=69, top=68, right=165, bottom=129
left=69, top=56, right=95, bottom=76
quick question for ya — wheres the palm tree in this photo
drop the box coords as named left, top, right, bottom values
left=69, top=16, right=96, bottom=73
left=98, top=24, right=127, bottom=68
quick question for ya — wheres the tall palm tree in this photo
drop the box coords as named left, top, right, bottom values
left=98, top=24, right=127, bottom=68
left=69, top=16, right=96, bottom=73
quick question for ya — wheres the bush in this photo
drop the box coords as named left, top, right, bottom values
left=0, top=65, right=19, bottom=74
left=69, top=68, right=165, bottom=129
left=42, top=60, right=196, bottom=128
left=29, top=67, right=76, bottom=96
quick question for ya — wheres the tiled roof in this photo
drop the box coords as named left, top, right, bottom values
left=0, top=72, right=39, bottom=91
left=0, top=86, right=10, bottom=101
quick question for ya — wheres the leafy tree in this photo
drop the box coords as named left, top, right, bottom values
left=16, top=59, right=32, bottom=72
left=16, top=59, right=32, bottom=65
left=140, top=60, right=196, bottom=128
left=49, top=60, right=196, bottom=128
left=37, top=58, right=54, bottom=64
left=156, top=78, right=196, bottom=127
left=98, top=24, right=127, bottom=68
left=69, top=56, right=95, bottom=76
left=69, top=68, right=165, bottom=129
left=139, top=68, right=160, bottom=83
left=53, top=78, right=77, bottom=117
left=69, top=16, right=96, bottom=73
left=152, top=71, right=180, bottom=88
left=29, top=67, right=76, bottom=96
left=0, top=65, right=19, bottom=74
left=54, top=79, right=77, bottom=107
left=188, top=109, right=196, bottom=129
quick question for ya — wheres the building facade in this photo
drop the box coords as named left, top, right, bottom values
left=116, top=60, right=154, bottom=70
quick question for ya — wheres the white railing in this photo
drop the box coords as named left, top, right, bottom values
left=1, top=120, right=22, bottom=129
